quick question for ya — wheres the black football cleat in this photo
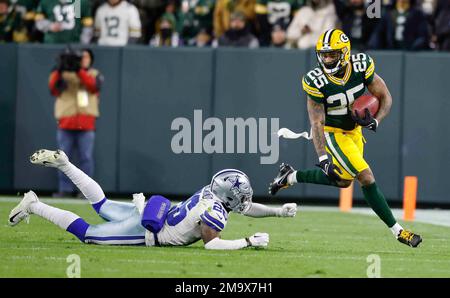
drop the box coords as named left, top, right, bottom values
left=397, top=230, right=422, bottom=248
left=268, top=163, right=295, bottom=196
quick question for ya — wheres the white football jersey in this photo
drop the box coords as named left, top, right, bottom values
left=145, top=185, right=229, bottom=246
left=95, top=1, right=141, bottom=46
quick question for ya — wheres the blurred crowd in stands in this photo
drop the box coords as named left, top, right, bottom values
left=0, top=0, right=449, bottom=51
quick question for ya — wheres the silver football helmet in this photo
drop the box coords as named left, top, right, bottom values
left=210, top=169, right=253, bottom=214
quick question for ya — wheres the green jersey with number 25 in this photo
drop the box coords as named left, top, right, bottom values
left=302, top=53, right=375, bottom=131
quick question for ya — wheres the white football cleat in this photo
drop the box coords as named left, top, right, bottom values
left=9, top=190, right=39, bottom=226
left=30, top=149, right=69, bottom=168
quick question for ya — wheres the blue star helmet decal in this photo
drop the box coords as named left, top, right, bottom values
left=224, top=175, right=243, bottom=191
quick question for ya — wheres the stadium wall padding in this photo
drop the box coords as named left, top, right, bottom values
left=14, top=44, right=61, bottom=191
left=402, top=52, right=450, bottom=204
left=118, top=47, right=214, bottom=195
left=13, top=44, right=120, bottom=192
left=0, top=44, right=17, bottom=190
left=4, top=44, right=448, bottom=204
left=212, top=48, right=309, bottom=198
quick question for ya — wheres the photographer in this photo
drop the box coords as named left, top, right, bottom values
left=48, top=48, right=104, bottom=198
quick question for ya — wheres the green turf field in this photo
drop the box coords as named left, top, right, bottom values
left=1, top=199, right=449, bottom=278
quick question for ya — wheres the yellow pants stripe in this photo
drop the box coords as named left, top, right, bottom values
left=324, top=126, right=369, bottom=180
left=324, top=132, right=357, bottom=177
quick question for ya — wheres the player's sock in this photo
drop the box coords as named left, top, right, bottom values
left=29, top=201, right=89, bottom=242
left=390, top=222, right=404, bottom=238
left=361, top=182, right=396, bottom=227
left=294, top=169, right=338, bottom=186
left=59, top=162, right=105, bottom=205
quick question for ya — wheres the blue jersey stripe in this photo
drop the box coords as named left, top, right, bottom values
left=204, top=212, right=225, bottom=229
left=200, top=214, right=223, bottom=232
left=201, top=212, right=225, bottom=230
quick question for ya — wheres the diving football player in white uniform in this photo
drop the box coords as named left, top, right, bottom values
left=9, top=149, right=297, bottom=250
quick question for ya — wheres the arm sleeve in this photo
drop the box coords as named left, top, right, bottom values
left=204, top=237, right=248, bottom=250
left=302, top=75, right=324, bottom=103
left=243, top=203, right=281, bottom=218
left=364, top=55, right=375, bottom=84
left=128, top=5, right=142, bottom=39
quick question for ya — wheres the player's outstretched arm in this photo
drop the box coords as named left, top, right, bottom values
left=367, top=73, right=392, bottom=125
left=242, top=203, right=297, bottom=218
left=201, top=223, right=269, bottom=250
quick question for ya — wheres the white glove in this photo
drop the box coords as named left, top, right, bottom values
left=277, top=203, right=297, bottom=217
left=132, top=193, right=146, bottom=214
left=246, top=232, right=269, bottom=248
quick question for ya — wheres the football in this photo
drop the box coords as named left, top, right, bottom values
left=352, top=94, right=380, bottom=117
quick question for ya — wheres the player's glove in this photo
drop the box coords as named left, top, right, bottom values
left=132, top=193, right=145, bottom=214
left=246, top=232, right=269, bottom=248
left=352, top=108, right=378, bottom=132
left=277, top=203, right=297, bottom=217
left=316, top=158, right=342, bottom=182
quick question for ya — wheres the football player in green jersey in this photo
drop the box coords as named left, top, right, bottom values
left=269, top=29, right=422, bottom=248
left=35, top=0, right=93, bottom=44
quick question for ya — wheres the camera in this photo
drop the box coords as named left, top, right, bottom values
left=57, top=47, right=82, bottom=72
